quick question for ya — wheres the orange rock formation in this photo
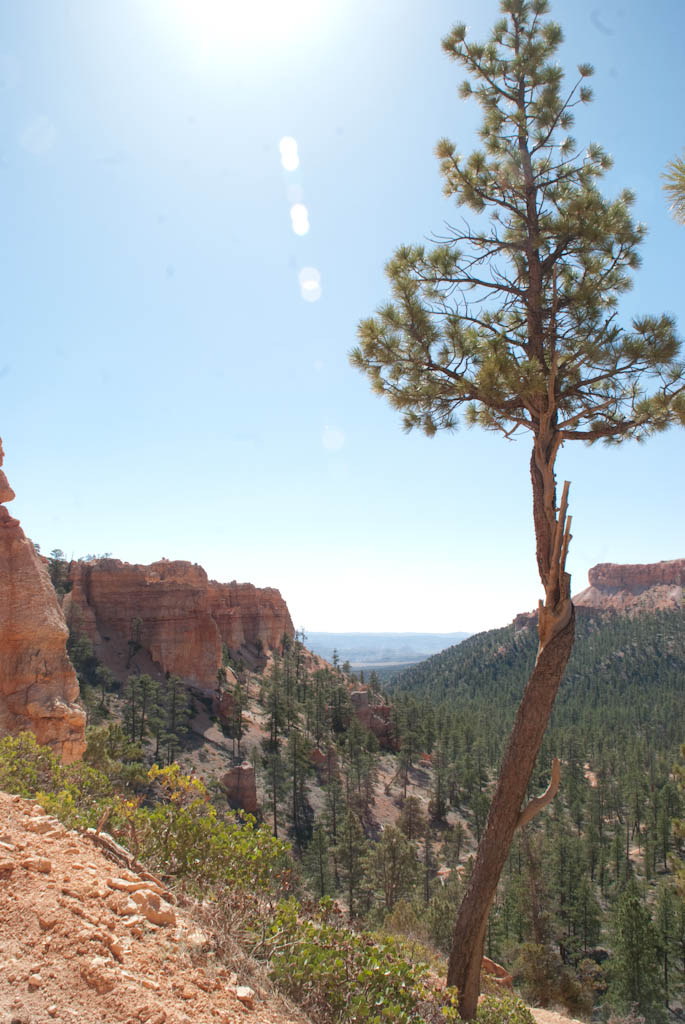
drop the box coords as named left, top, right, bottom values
left=64, top=558, right=293, bottom=686
left=222, top=762, right=258, bottom=814
left=513, top=558, right=685, bottom=629
left=0, top=440, right=86, bottom=762
left=349, top=690, right=395, bottom=749
left=574, top=558, right=685, bottom=614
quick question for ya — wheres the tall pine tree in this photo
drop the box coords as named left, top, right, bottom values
left=351, top=1, right=684, bottom=1014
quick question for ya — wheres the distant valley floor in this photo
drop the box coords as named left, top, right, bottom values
left=306, top=631, right=471, bottom=669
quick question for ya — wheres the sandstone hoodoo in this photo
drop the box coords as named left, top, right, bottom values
left=0, top=440, right=86, bottom=762
left=349, top=690, right=395, bottom=749
left=222, top=761, right=258, bottom=815
left=64, top=557, right=294, bottom=686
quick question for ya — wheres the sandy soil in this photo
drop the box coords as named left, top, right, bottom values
left=0, top=791, right=309, bottom=1024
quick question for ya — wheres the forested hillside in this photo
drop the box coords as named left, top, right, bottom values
left=46, top=546, right=685, bottom=1021
left=383, top=608, right=685, bottom=1020
left=389, top=608, right=685, bottom=758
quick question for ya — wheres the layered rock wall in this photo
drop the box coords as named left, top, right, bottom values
left=513, top=558, right=685, bottom=629
left=587, top=560, right=685, bottom=591
left=574, top=558, right=684, bottom=614
left=0, top=441, right=86, bottom=762
left=64, top=558, right=294, bottom=686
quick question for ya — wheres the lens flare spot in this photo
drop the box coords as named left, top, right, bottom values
left=290, top=202, right=310, bottom=236
left=279, top=136, right=299, bottom=171
left=298, top=266, right=321, bottom=302
left=322, top=425, right=345, bottom=452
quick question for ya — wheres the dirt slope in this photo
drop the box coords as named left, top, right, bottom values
left=0, top=791, right=307, bottom=1024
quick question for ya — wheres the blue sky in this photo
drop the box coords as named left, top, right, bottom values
left=2, top=0, right=684, bottom=633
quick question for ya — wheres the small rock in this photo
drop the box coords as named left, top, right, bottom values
left=27, top=974, right=42, bottom=989
left=0, top=858, right=15, bottom=876
left=81, top=956, right=116, bottom=994
left=236, top=986, right=255, bottom=1009
left=130, top=889, right=176, bottom=926
left=25, top=816, right=57, bottom=834
left=21, top=856, right=52, bottom=873
left=108, top=938, right=125, bottom=962
left=108, top=876, right=162, bottom=895
left=47, top=1006, right=57, bottom=1017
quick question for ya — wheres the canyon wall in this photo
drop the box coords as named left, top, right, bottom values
left=513, top=558, right=685, bottom=631
left=574, top=558, right=685, bottom=614
left=63, top=558, right=294, bottom=686
left=0, top=441, right=86, bottom=762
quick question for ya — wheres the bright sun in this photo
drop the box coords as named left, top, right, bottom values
left=157, top=0, right=323, bottom=64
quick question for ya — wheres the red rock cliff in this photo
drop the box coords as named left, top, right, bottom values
left=574, top=558, right=684, bottom=614
left=63, top=558, right=294, bottom=686
left=0, top=441, right=86, bottom=762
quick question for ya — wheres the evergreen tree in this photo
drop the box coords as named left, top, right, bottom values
left=362, top=826, right=418, bottom=914
left=95, top=664, right=116, bottom=710
left=47, top=549, right=71, bottom=597
left=663, top=151, right=685, bottom=224
left=304, top=822, right=333, bottom=898
left=136, top=674, right=157, bottom=743
left=285, top=728, right=314, bottom=848
left=654, top=881, right=679, bottom=1009
left=261, top=656, right=288, bottom=750
left=67, top=631, right=99, bottom=689
left=351, top=1, right=685, bottom=1012
left=397, top=795, right=427, bottom=842
left=163, top=675, right=190, bottom=764
left=123, top=673, right=141, bottom=743
left=571, top=874, right=601, bottom=954
left=261, top=745, right=287, bottom=838
left=608, top=877, right=666, bottom=1024
left=323, top=772, right=345, bottom=887
left=230, top=680, right=246, bottom=758
left=334, top=809, right=367, bottom=921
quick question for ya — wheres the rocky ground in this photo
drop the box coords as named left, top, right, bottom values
left=0, top=790, right=585, bottom=1024
left=0, top=791, right=309, bottom=1024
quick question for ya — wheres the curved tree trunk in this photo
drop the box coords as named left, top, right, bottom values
left=446, top=609, right=574, bottom=1016
left=447, top=444, right=575, bottom=1018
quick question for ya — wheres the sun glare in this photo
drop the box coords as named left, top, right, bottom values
left=160, top=0, right=323, bottom=63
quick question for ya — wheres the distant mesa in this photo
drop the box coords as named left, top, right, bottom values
left=0, top=439, right=86, bottom=762
left=513, top=557, right=685, bottom=631
left=63, top=557, right=294, bottom=687
left=574, top=558, right=685, bottom=614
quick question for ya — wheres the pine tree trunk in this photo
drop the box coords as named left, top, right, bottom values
left=447, top=443, right=575, bottom=1019
left=447, top=610, right=574, bottom=1016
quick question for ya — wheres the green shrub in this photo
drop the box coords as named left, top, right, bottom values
left=476, top=995, right=536, bottom=1024
left=266, top=897, right=458, bottom=1024
left=0, top=732, right=64, bottom=796
left=0, top=734, right=289, bottom=897
left=134, top=764, right=290, bottom=892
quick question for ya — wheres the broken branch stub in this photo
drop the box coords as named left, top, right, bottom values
left=516, top=757, right=561, bottom=831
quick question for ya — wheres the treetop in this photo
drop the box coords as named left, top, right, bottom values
left=351, top=0, right=685, bottom=447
